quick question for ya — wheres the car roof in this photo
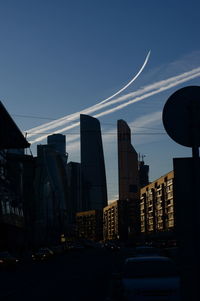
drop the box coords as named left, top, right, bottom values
left=0, top=251, right=10, bottom=255
left=125, top=256, right=171, bottom=263
left=135, top=245, right=157, bottom=249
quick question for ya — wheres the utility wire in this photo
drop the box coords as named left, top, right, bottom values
left=12, top=114, right=57, bottom=120
left=13, top=114, right=163, bottom=130
left=24, top=132, right=166, bottom=135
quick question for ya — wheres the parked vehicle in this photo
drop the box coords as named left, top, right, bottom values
left=104, top=241, right=120, bottom=251
left=132, top=245, right=163, bottom=257
left=119, top=256, right=180, bottom=300
left=32, top=247, right=54, bottom=261
left=50, top=245, right=64, bottom=255
left=163, top=247, right=179, bottom=267
left=20, top=250, right=33, bottom=264
left=0, top=251, right=19, bottom=268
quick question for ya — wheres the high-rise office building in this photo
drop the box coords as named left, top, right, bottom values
left=34, top=138, right=68, bottom=246
left=117, top=119, right=140, bottom=240
left=66, top=161, right=82, bottom=232
left=118, top=119, right=139, bottom=200
left=80, top=114, right=108, bottom=211
left=139, top=159, right=149, bottom=188
left=47, top=134, right=66, bottom=155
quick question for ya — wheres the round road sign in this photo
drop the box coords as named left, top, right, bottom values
left=162, top=86, right=200, bottom=147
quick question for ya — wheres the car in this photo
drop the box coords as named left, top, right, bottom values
left=119, top=256, right=180, bottom=300
left=104, top=242, right=121, bottom=251
left=163, top=247, right=179, bottom=261
left=50, top=245, right=64, bottom=255
left=0, top=251, right=19, bottom=268
left=20, top=250, right=34, bottom=264
left=81, top=240, right=98, bottom=249
left=32, top=247, right=54, bottom=261
left=70, top=242, right=85, bottom=250
left=132, top=245, right=163, bottom=257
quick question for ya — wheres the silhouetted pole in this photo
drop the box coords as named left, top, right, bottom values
left=162, top=86, right=200, bottom=301
left=192, top=146, right=199, bottom=158
left=190, top=119, right=200, bottom=300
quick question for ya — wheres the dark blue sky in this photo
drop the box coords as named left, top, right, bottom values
left=0, top=0, right=200, bottom=199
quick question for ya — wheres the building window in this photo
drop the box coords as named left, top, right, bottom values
left=167, top=192, right=173, bottom=198
left=157, top=190, right=162, bottom=196
left=168, top=220, right=174, bottom=227
left=6, top=202, right=10, bottom=214
left=1, top=201, right=6, bottom=214
left=167, top=179, right=173, bottom=185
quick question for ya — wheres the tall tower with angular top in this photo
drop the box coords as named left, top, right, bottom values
left=80, top=114, right=108, bottom=211
left=117, top=119, right=140, bottom=240
left=118, top=120, right=139, bottom=200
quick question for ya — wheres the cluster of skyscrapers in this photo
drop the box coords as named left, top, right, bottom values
left=1, top=100, right=177, bottom=254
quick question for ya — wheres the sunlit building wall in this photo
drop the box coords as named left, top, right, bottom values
left=103, top=201, right=119, bottom=241
left=140, top=170, right=175, bottom=238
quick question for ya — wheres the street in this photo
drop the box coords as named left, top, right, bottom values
left=0, top=248, right=123, bottom=301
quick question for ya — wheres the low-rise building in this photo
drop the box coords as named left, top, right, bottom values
left=103, top=200, right=133, bottom=242
left=103, top=201, right=119, bottom=241
left=76, top=210, right=103, bottom=241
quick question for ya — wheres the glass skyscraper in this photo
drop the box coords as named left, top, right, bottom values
left=80, top=114, right=108, bottom=211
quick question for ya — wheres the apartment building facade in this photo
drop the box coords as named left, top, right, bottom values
left=140, top=171, right=175, bottom=240
left=76, top=210, right=103, bottom=241
left=103, top=201, right=119, bottom=241
left=103, top=200, right=132, bottom=241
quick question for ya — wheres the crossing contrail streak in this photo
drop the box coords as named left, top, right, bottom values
left=27, top=51, right=151, bottom=137
left=28, top=65, right=200, bottom=139
left=29, top=67, right=200, bottom=144
left=93, top=69, right=200, bottom=119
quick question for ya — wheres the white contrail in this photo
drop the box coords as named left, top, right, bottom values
left=93, top=69, right=200, bottom=119
left=27, top=65, right=200, bottom=139
left=93, top=50, right=151, bottom=106
left=29, top=67, right=200, bottom=144
left=27, top=51, right=151, bottom=137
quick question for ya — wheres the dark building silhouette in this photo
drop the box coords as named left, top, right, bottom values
left=139, top=159, right=149, bottom=188
left=0, top=101, right=30, bottom=150
left=80, top=114, right=108, bottom=211
left=5, top=152, right=35, bottom=250
left=0, top=152, right=25, bottom=252
left=0, top=101, right=30, bottom=252
left=34, top=135, right=68, bottom=246
left=66, top=161, right=82, bottom=236
left=117, top=119, right=140, bottom=241
left=47, top=134, right=66, bottom=155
